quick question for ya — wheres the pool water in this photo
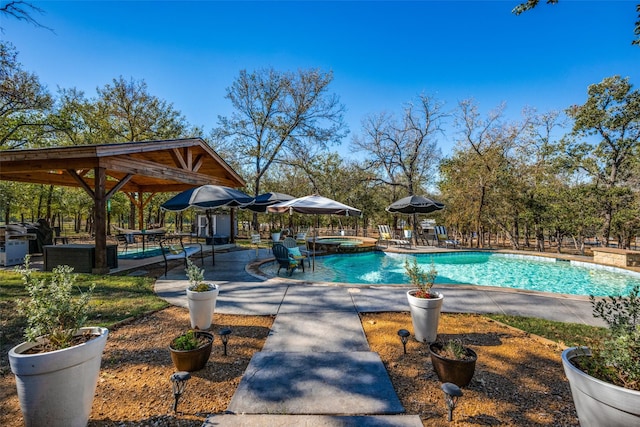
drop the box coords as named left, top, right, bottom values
left=118, top=248, right=166, bottom=259
left=262, top=251, right=640, bottom=296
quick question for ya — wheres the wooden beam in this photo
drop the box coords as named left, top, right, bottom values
left=105, top=173, right=133, bottom=200
left=67, top=169, right=95, bottom=198
left=100, top=156, right=214, bottom=185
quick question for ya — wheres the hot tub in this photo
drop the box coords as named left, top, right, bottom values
left=306, top=236, right=377, bottom=253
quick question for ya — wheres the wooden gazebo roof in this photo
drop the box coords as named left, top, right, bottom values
left=0, top=137, right=246, bottom=192
left=0, top=138, right=246, bottom=273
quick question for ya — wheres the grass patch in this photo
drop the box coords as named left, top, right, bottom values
left=486, top=314, right=608, bottom=348
left=0, top=269, right=168, bottom=353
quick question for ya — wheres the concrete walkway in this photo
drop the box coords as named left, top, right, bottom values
left=153, top=247, right=603, bottom=426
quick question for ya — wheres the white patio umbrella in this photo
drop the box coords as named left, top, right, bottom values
left=268, top=195, right=362, bottom=270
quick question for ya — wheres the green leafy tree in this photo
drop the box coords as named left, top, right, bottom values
left=0, top=41, right=52, bottom=148
left=563, top=75, right=640, bottom=247
left=512, top=1, right=640, bottom=46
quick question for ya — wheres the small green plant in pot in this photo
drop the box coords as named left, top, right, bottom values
left=404, top=258, right=443, bottom=343
left=169, top=330, right=214, bottom=372
left=429, top=338, right=478, bottom=387
left=405, top=258, right=438, bottom=298
left=8, top=256, right=109, bottom=427
left=561, top=285, right=640, bottom=426
left=186, top=258, right=215, bottom=292
left=185, top=259, right=219, bottom=330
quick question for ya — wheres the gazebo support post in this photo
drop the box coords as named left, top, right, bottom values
left=93, top=167, right=109, bottom=274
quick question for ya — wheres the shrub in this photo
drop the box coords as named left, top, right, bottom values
left=15, top=256, right=95, bottom=350
left=578, top=285, right=640, bottom=390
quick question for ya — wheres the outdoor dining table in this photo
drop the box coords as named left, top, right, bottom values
left=123, top=229, right=165, bottom=253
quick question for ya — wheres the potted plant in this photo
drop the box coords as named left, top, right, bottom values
left=168, top=329, right=214, bottom=372
left=271, top=228, right=282, bottom=242
left=8, top=256, right=108, bottom=427
left=405, top=258, right=443, bottom=343
left=561, top=285, right=640, bottom=427
left=429, top=338, right=478, bottom=387
left=185, top=259, right=219, bottom=330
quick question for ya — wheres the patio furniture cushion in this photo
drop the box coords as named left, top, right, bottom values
left=288, top=247, right=302, bottom=257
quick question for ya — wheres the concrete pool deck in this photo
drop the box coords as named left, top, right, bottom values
left=152, top=246, right=608, bottom=426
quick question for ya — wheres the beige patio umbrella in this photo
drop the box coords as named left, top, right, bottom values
left=268, top=195, right=363, bottom=270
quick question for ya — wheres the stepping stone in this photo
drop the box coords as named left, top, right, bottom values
left=204, top=414, right=423, bottom=426
left=227, top=352, right=404, bottom=415
left=263, top=311, right=369, bottom=352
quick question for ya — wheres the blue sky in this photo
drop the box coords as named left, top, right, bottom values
left=3, top=1, right=639, bottom=157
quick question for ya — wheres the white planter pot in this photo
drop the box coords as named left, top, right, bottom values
left=406, top=290, right=443, bottom=343
left=562, top=347, right=640, bottom=427
left=8, top=327, right=109, bottom=427
left=187, top=284, right=219, bottom=330
left=271, top=232, right=281, bottom=242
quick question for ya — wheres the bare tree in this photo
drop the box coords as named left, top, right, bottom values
left=216, top=67, right=346, bottom=228
left=352, top=94, right=444, bottom=197
left=0, top=1, right=52, bottom=32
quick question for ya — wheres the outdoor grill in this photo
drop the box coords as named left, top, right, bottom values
left=0, top=224, right=37, bottom=266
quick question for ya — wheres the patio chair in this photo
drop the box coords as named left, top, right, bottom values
left=283, top=237, right=309, bottom=268
left=434, top=226, right=459, bottom=248
left=115, top=234, right=130, bottom=253
left=251, top=233, right=260, bottom=257
left=272, top=243, right=301, bottom=276
left=295, top=231, right=307, bottom=245
left=377, top=225, right=410, bottom=248
left=159, top=236, right=203, bottom=277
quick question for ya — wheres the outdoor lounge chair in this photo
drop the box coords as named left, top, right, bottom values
left=377, top=224, right=410, bottom=248
left=272, top=243, right=301, bottom=276
left=434, top=226, right=459, bottom=248
left=283, top=237, right=309, bottom=268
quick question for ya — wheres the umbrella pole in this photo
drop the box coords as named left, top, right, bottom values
left=207, top=209, right=215, bottom=266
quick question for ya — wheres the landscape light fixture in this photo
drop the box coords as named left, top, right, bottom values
left=170, top=371, right=191, bottom=413
left=441, top=382, right=463, bottom=422
left=397, top=329, right=410, bottom=354
left=219, top=327, right=232, bottom=356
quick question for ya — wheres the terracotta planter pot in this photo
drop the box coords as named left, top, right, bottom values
left=169, top=331, right=214, bottom=372
left=9, top=327, right=109, bottom=427
left=429, top=342, right=477, bottom=387
left=186, top=284, right=219, bottom=330
left=406, top=290, right=443, bottom=343
left=562, top=347, right=640, bottom=427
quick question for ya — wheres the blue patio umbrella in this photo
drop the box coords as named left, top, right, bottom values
left=161, top=185, right=254, bottom=265
left=386, top=195, right=445, bottom=214
left=386, top=195, right=445, bottom=246
left=245, top=192, right=295, bottom=213
left=161, top=185, right=254, bottom=212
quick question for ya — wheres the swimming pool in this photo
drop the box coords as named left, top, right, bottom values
left=261, top=251, right=640, bottom=296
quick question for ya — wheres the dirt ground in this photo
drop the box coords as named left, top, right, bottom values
left=1, top=257, right=580, bottom=426
left=1, top=306, right=579, bottom=427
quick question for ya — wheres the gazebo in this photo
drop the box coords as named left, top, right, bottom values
left=0, top=138, right=246, bottom=273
